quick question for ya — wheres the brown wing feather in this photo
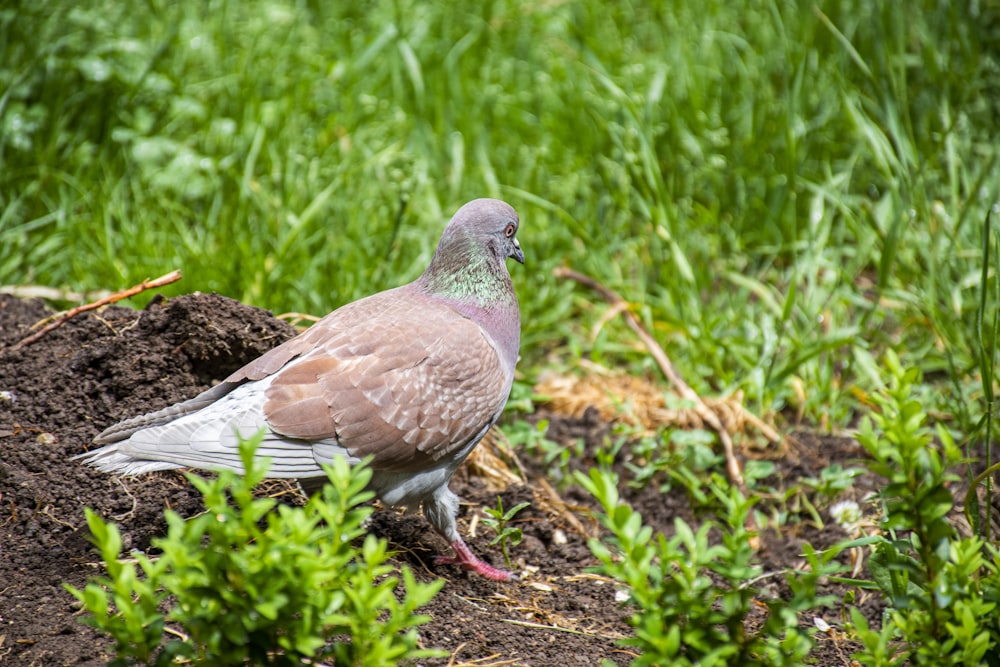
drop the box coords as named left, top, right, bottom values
left=262, top=296, right=507, bottom=472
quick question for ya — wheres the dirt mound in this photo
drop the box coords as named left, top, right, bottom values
left=0, top=293, right=297, bottom=663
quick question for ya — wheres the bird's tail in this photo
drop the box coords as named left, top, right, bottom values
left=73, top=444, right=185, bottom=475
left=93, top=382, right=236, bottom=444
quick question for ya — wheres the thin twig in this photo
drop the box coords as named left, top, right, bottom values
left=500, top=619, right=624, bottom=640
left=8, top=270, right=182, bottom=352
left=445, top=643, right=520, bottom=667
left=553, top=266, right=749, bottom=494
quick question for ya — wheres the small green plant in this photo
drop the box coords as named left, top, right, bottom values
left=482, top=496, right=531, bottom=570
left=67, top=434, right=444, bottom=666
left=801, top=463, right=865, bottom=501
left=67, top=514, right=171, bottom=666
left=503, top=419, right=583, bottom=488
left=626, top=427, right=722, bottom=502
left=760, top=462, right=866, bottom=532
left=576, top=466, right=843, bottom=666
left=847, top=351, right=1000, bottom=666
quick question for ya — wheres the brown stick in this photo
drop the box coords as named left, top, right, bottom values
left=553, top=266, right=750, bottom=495
left=9, top=270, right=182, bottom=352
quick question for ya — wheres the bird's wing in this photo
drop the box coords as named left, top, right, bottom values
left=263, top=299, right=508, bottom=472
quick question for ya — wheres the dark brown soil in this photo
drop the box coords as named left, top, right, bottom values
left=0, top=292, right=878, bottom=666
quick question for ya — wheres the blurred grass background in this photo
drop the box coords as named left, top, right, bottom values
left=2, top=0, right=1000, bottom=433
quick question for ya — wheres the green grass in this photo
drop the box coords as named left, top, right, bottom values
left=3, top=0, right=1000, bottom=431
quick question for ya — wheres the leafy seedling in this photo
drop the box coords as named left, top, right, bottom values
left=482, top=497, right=531, bottom=570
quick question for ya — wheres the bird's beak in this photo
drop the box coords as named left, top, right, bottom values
left=510, top=237, right=525, bottom=264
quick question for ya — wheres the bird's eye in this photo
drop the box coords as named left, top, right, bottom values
left=504, top=223, right=516, bottom=238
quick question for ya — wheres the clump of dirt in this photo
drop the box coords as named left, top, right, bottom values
left=0, top=292, right=873, bottom=666
left=0, top=293, right=299, bottom=665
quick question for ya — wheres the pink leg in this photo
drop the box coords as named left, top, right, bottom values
left=435, top=539, right=513, bottom=581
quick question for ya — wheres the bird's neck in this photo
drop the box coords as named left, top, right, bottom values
left=415, top=245, right=520, bottom=374
left=417, top=238, right=513, bottom=309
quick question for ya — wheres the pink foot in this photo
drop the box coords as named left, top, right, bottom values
left=435, top=539, right=514, bottom=581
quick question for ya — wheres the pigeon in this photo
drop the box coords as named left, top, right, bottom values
left=77, top=198, right=524, bottom=581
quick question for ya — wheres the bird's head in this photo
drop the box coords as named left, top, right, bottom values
left=442, top=198, right=524, bottom=266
